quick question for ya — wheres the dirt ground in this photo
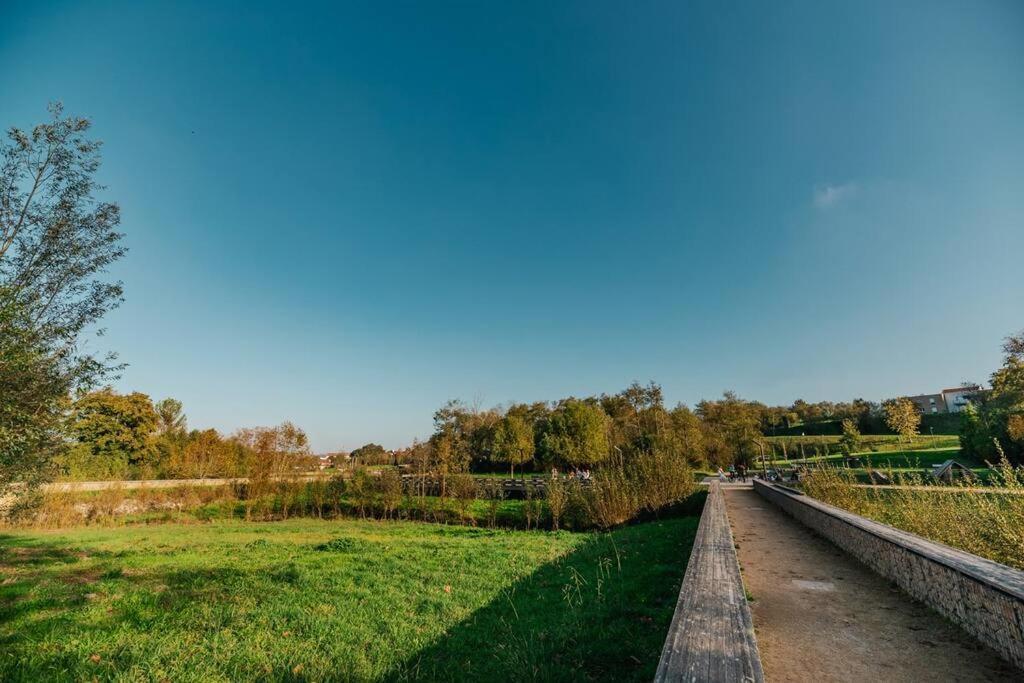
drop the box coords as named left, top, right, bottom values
left=725, top=486, right=1019, bottom=683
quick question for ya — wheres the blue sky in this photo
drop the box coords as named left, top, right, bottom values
left=3, top=1, right=1022, bottom=451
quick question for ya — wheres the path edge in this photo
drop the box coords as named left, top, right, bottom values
left=654, top=481, right=764, bottom=682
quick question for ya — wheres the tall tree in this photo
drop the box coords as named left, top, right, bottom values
left=1, top=104, right=126, bottom=497
left=71, top=389, right=159, bottom=466
left=492, top=413, right=534, bottom=477
left=883, top=397, right=921, bottom=444
left=154, top=398, right=187, bottom=436
left=540, top=399, right=610, bottom=468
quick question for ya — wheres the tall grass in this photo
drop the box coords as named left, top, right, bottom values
left=801, top=458, right=1024, bottom=569
left=7, top=453, right=700, bottom=533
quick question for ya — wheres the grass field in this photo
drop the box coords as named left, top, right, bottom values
left=0, top=515, right=699, bottom=682
left=765, top=434, right=960, bottom=452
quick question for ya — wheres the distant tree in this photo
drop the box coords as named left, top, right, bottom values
left=1, top=104, right=126, bottom=498
left=172, top=428, right=229, bottom=479
left=668, top=404, right=705, bottom=466
left=154, top=398, right=187, bottom=435
left=233, top=422, right=310, bottom=480
left=839, top=419, right=861, bottom=455
left=540, top=399, right=610, bottom=468
left=350, top=443, right=388, bottom=465
left=696, top=392, right=761, bottom=467
left=492, top=413, right=535, bottom=477
left=71, top=389, right=158, bottom=467
left=883, top=398, right=921, bottom=444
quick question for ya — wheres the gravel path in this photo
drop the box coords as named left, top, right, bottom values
left=725, top=486, right=1018, bottom=682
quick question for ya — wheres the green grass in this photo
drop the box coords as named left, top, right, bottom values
left=765, top=434, right=960, bottom=452
left=0, top=515, right=699, bottom=682
left=767, top=447, right=981, bottom=470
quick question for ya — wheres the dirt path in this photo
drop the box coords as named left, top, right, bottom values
left=725, top=486, right=1018, bottom=682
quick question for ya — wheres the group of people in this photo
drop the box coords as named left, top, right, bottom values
left=552, top=467, right=592, bottom=481
left=716, top=463, right=748, bottom=482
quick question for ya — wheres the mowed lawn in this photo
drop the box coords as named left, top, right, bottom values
left=0, top=516, right=698, bottom=682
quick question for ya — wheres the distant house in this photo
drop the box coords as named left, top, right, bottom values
left=941, top=385, right=982, bottom=413
left=908, top=393, right=945, bottom=414
left=906, top=384, right=984, bottom=415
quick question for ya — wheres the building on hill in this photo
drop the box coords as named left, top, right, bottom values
left=906, top=385, right=984, bottom=415
left=908, top=393, right=946, bottom=414
left=941, top=385, right=983, bottom=413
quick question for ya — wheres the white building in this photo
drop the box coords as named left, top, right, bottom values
left=941, top=386, right=981, bottom=413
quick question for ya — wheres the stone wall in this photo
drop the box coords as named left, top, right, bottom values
left=755, top=479, right=1024, bottom=670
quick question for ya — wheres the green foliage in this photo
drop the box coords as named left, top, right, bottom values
left=839, top=418, right=861, bottom=455
left=350, top=442, right=388, bottom=464
left=491, top=413, right=535, bottom=476
left=70, top=389, right=159, bottom=466
left=541, top=399, right=610, bottom=467
left=696, top=391, right=762, bottom=467
left=1, top=105, right=126, bottom=497
left=958, top=332, right=1024, bottom=465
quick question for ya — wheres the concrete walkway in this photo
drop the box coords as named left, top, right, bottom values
left=725, top=487, right=1018, bottom=682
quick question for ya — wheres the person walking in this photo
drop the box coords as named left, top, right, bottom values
left=717, top=467, right=726, bottom=483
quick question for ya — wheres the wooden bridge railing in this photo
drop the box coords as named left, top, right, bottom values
left=655, top=481, right=764, bottom=682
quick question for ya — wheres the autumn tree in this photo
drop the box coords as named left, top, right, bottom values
left=1, top=104, right=126, bottom=497
left=883, top=397, right=921, bottom=444
left=696, top=392, right=761, bottom=467
left=172, top=429, right=229, bottom=479
left=492, top=413, right=534, bottom=477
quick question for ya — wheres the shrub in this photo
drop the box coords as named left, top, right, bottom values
left=378, top=468, right=402, bottom=519
left=449, top=474, right=478, bottom=524
left=546, top=476, right=568, bottom=530
left=802, top=459, right=1024, bottom=569
left=347, top=468, right=375, bottom=518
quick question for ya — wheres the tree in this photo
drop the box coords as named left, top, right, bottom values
left=70, top=389, right=159, bottom=467
left=350, top=443, right=388, bottom=465
left=696, top=392, right=761, bottom=467
left=155, top=398, right=187, bottom=435
left=1, top=104, right=126, bottom=497
left=492, top=413, right=535, bottom=477
left=173, top=428, right=230, bottom=479
left=233, top=422, right=311, bottom=483
left=883, top=397, right=921, bottom=444
left=839, top=419, right=861, bottom=455
left=540, top=399, right=610, bottom=468
left=975, top=331, right=1024, bottom=464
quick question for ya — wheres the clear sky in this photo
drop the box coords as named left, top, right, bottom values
left=3, top=1, right=1022, bottom=451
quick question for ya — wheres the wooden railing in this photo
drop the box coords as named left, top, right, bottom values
left=655, top=481, right=764, bottom=682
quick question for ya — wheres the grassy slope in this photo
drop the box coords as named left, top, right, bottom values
left=0, top=516, right=698, bottom=682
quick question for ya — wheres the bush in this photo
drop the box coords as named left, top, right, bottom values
left=449, top=474, right=478, bottom=524
left=802, top=459, right=1024, bottom=569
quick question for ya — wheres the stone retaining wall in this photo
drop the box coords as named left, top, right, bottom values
left=656, top=481, right=764, bottom=682
left=755, top=479, right=1024, bottom=670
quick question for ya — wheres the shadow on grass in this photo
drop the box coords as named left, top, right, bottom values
left=0, top=508, right=700, bottom=682
left=387, top=514, right=700, bottom=682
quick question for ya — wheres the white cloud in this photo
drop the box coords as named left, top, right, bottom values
left=813, top=182, right=857, bottom=209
